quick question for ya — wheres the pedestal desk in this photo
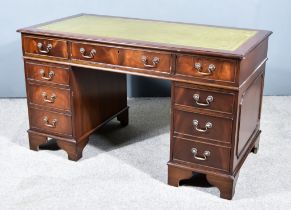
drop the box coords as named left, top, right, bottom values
left=17, top=14, right=272, bottom=199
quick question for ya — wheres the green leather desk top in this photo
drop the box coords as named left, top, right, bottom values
left=37, top=14, right=257, bottom=52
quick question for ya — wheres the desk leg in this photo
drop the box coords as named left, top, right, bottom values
left=117, top=108, right=129, bottom=126
left=28, top=132, right=48, bottom=151
left=28, top=131, right=88, bottom=161
left=206, top=172, right=239, bottom=200
left=251, top=135, right=260, bottom=154
left=57, top=138, right=89, bottom=161
left=168, top=164, right=193, bottom=187
left=168, top=163, right=239, bottom=200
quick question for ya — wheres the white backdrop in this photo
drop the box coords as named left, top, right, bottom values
left=0, top=0, right=290, bottom=97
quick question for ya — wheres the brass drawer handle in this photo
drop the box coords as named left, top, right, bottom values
left=194, top=63, right=216, bottom=75
left=191, top=148, right=210, bottom=161
left=193, top=94, right=213, bottom=106
left=37, top=42, right=52, bottom=54
left=43, top=116, right=57, bottom=128
left=141, top=56, right=160, bottom=68
left=39, top=69, right=55, bottom=81
left=80, top=47, right=96, bottom=59
left=193, top=120, right=212, bottom=132
left=41, top=92, right=56, bottom=103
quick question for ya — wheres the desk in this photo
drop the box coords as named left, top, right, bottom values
left=17, top=14, right=271, bottom=199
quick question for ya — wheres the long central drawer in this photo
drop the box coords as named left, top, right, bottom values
left=70, top=41, right=172, bottom=73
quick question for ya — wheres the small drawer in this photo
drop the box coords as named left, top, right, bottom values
left=173, top=138, right=230, bottom=171
left=173, top=109, right=233, bottom=143
left=23, top=36, right=68, bottom=59
left=26, top=62, right=69, bottom=85
left=29, top=108, right=72, bottom=136
left=176, top=55, right=236, bottom=83
left=174, top=84, right=235, bottom=114
left=119, top=49, right=171, bottom=73
left=27, top=83, right=71, bottom=111
left=71, top=42, right=119, bottom=64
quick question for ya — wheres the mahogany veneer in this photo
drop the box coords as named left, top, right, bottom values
left=18, top=14, right=271, bottom=199
left=26, top=61, right=70, bottom=85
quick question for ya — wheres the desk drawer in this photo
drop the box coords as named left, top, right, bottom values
left=29, top=108, right=72, bottom=136
left=27, top=83, right=71, bottom=111
left=23, top=36, right=68, bottom=59
left=26, top=62, right=69, bottom=85
left=71, top=42, right=119, bottom=64
left=173, top=137, right=230, bottom=171
left=176, top=55, right=236, bottom=83
left=173, top=109, right=232, bottom=143
left=174, top=84, right=235, bottom=114
left=119, top=49, right=171, bottom=73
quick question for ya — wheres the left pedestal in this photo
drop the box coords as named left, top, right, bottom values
left=24, top=60, right=128, bottom=161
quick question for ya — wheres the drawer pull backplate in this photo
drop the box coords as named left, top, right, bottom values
left=194, top=63, right=216, bottom=76
left=37, top=43, right=52, bottom=54
left=80, top=47, right=96, bottom=59
left=141, top=56, right=160, bottom=68
left=191, top=148, right=210, bottom=161
left=193, top=119, right=212, bottom=132
left=43, top=116, right=57, bottom=128
left=39, top=69, right=55, bottom=81
left=41, top=92, right=56, bottom=103
left=193, top=94, right=213, bottom=106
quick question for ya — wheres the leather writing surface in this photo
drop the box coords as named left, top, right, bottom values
left=39, top=15, right=257, bottom=51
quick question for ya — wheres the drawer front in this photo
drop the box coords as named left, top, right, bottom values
left=176, top=55, right=236, bottom=83
left=29, top=108, right=72, bottom=136
left=174, top=85, right=235, bottom=114
left=23, top=36, right=68, bottom=59
left=71, top=42, right=119, bottom=64
left=119, top=49, right=171, bottom=73
left=27, top=83, right=71, bottom=111
left=26, top=62, right=69, bottom=85
left=173, top=109, right=232, bottom=143
left=173, top=138, right=230, bottom=171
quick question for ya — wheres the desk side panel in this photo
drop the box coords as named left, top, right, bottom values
left=232, top=70, right=264, bottom=174
left=238, top=38, right=268, bottom=86
left=70, top=67, right=127, bottom=139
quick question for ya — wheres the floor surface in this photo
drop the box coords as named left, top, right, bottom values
left=0, top=97, right=290, bottom=209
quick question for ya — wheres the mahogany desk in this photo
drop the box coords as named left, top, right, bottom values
left=17, top=14, right=272, bottom=199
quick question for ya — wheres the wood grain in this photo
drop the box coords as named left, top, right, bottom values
left=27, top=82, right=71, bottom=111
left=23, top=36, right=68, bottom=59
left=25, top=61, right=70, bottom=86
left=173, top=137, right=231, bottom=172
left=29, top=107, right=72, bottom=136
left=71, top=41, right=119, bottom=64
left=18, top=14, right=271, bottom=199
left=173, top=83, right=235, bottom=114
left=176, top=55, right=237, bottom=84
left=173, top=109, right=233, bottom=144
